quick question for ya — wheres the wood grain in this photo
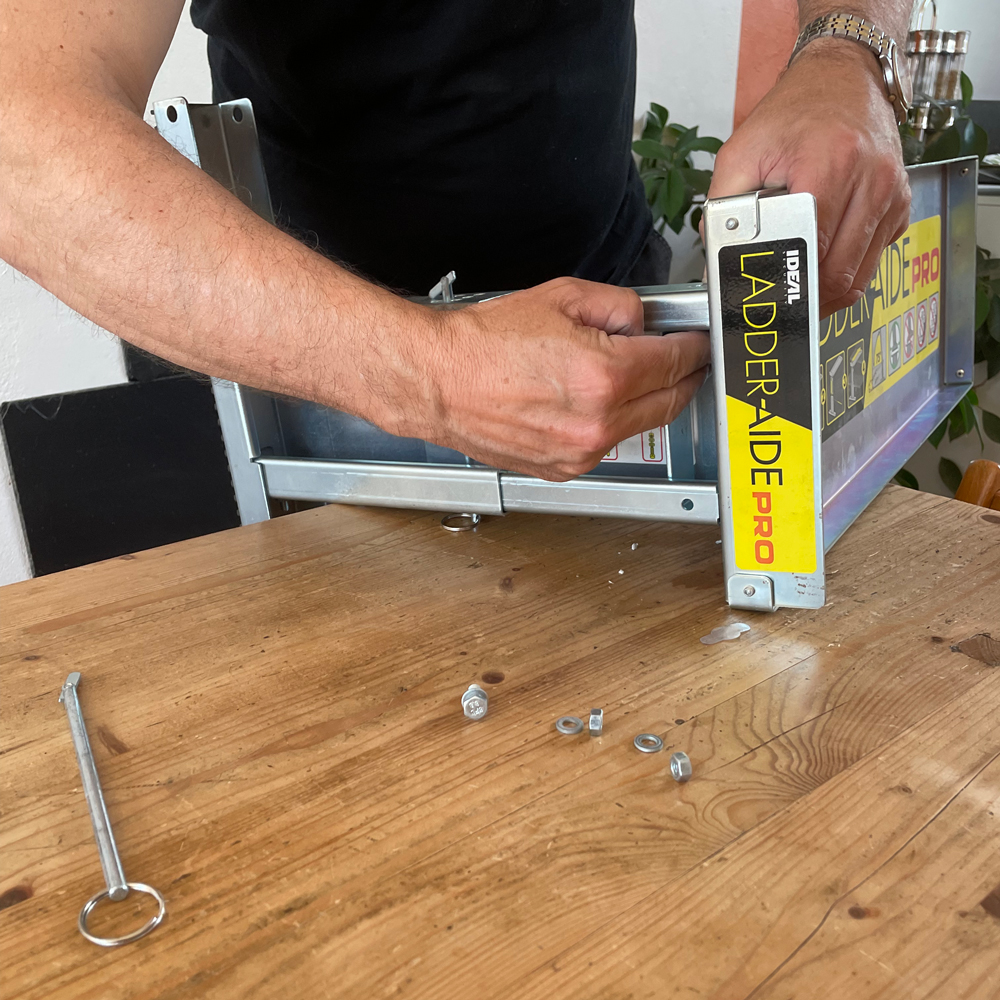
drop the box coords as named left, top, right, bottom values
left=2, top=487, right=999, bottom=999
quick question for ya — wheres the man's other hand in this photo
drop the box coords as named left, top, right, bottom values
left=708, top=39, right=910, bottom=317
left=388, top=278, right=710, bottom=482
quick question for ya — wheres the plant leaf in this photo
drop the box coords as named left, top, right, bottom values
left=988, top=296, right=1000, bottom=343
left=922, top=125, right=961, bottom=163
left=983, top=410, right=1000, bottom=444
left=947, top=402, right=966, bottom=441
left=939, top=457, right=963, bottom=495
left=960, top=71, right=974, bottom=108
left=928, top=418, right=948, bottom=448
left=985, top=337, right=1000, bottom=380
left=973, top=123, right=990, bottom=160
left=680, top=167, right=713, bottom=195
left=976, top=287, right=991, bottom=330
left=664, top=166, right=687, bottom=223
left=689, top=205, right=703, bottom=233
left=894, top=468, right=919, bottom=490
left=641, top=118, right=662, bottom=142
left=681, top=136, right=725, bottom=156
left=640, top=166, right=668, bottom=181
left=650, top=103, right=669, bottom=127
left=633, top=139, right=674, bottom=162
left=957, top=115, right=977, bottom=156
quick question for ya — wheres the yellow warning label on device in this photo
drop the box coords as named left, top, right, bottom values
left=818, top=215, right=941, bottom=436
left=726, top=396, right=816, bottom=574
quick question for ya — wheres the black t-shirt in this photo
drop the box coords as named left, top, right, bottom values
left=190, top=0, right=652, bottom=295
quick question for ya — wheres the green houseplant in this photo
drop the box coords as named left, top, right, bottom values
left=632, top=103, right=723, bottom=236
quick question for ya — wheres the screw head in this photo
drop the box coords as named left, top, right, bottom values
left=670, top=751, right=693, bottom=783
left=961, top=167, right=970, bottom=175
left=725, top=217, right=739, bottom=231
left=956, top=369, right=966, bottom=379
left=461, top=684, right=488, bottom=720
left=743, top=585, right=756, bottom=597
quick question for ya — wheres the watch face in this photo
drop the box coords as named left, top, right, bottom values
left=892, top=47, right=913, bottom=107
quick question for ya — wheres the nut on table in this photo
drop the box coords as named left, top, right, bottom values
left=670, top=751, right=693, bottom=782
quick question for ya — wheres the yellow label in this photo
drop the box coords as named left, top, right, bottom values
left=727, top=395, right=816, bottom=574
left=818, top=215, right=941, bottom=417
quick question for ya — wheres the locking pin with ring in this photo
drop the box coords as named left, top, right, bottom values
left=441, top=513, right=480, bottom=532
left=461, top=683, right=489, bottom=720
left=59, top=673, right=166, bottom=946
left=633, top=733, right=663, bottom=753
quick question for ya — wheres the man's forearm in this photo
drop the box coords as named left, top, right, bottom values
left=0, top=0, right=714, bottom=483
left=0, top=82, right=437, bottom=436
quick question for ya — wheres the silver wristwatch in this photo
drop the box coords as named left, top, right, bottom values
left=790, top=12, right=913, bottom=124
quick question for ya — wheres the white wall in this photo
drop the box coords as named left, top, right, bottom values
left=635, top=0, right=743, bottom=281
left=0, top=2, right=211, bottom=586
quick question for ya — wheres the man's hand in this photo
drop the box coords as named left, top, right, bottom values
left=384, top=279, right=710, bottom=481
left=709, top=38, right=910, bottom=316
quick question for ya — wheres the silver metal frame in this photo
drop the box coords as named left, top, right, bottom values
left=154, top=97, right=976, bottom=611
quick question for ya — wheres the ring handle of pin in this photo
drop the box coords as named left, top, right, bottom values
left=78, top=882, right=167, bottom=947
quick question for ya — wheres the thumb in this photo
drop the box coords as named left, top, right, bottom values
left=706, top=138, right=764, bottom=201
left=560, top=279, right=645, bottom=337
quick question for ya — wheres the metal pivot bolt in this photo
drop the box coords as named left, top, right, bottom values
left=743, top=585, right=756, bottom=597
left=956, top=369, right=966, bottom=379
left=461, top=684, right=488, bottom=720
left=725, top=217, right=739, bottom=230
left=588, top=708, right=604, bottom=736
left=670, top=751, right=693, bottom=783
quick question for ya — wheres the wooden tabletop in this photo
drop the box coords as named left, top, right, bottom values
left=3, top=486, right=1000, bottom=999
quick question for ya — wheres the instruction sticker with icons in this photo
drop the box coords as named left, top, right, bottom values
left=888, top=317, right=902, bottom=374
left=916, top=299, right=928, bottom=352
left=598, top=428, right=666, bottom=465
left=903, top=307, right=915, bottom=362
left=847, top=339, right=865, bottom=407
left=870, top=325, right=886, bottom=388
left=824, top=350, right=846, bottom=426
left=818, top=214, right=941, bottom=441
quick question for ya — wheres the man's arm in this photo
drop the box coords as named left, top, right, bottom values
left=709, top=2, right=913, bottom=316
left=0, top=1, right=709, bottom=483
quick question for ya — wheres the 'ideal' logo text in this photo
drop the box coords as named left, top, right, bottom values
left=785, top=249, right=800, bottom=304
